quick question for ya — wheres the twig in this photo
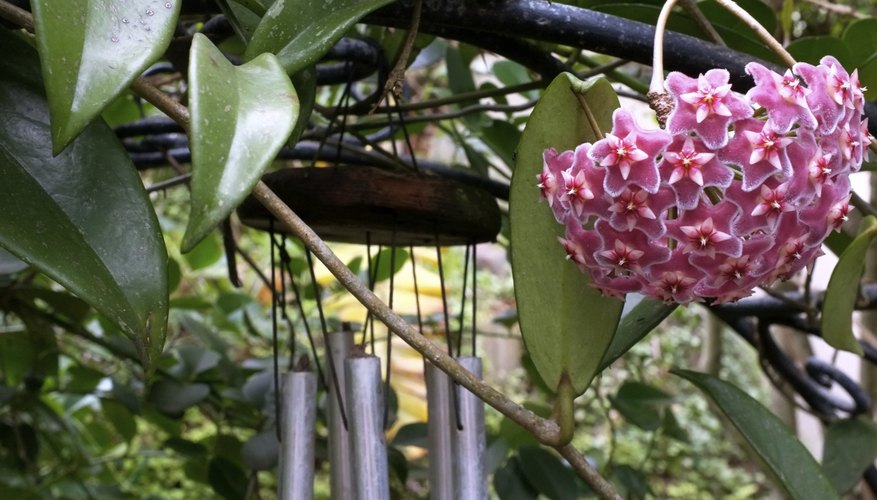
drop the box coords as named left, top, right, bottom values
left=372, top=0, right=423, bottom=112
left=0, top=0, right=32, bottom=31
left=799, top=0, right=867, bottom=19
left=711, top=0, right=796, bottom=68
left=678, top=0, right=726, bottom=46
left=559, top=444, right=624, bottom=500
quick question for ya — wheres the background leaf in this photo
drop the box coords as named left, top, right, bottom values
left=244, top=0, right=396, bottom=74
left=31, top=0, right=181, bottom=152
left=510, top=73, right=623, bottom=395
left=674, top=369, right=840, bottom=500
left=822, top=418, right=877, bottom=494
left=183, top=34, right=298, bottom=251
left=0, top=31, right=168, bottom=370
left=820, top=215, right=876, bottom=355
left=599, top=296, right=677, bottom=371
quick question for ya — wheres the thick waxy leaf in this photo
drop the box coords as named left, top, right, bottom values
left=674, top=370, right=839, bottom=500
left=31, top=0, right=181, bottom=153
left=821, top=216, right=877, bottom=355
left=244, top=0, right=395, bottom=74
left=182, top=34, right=298, bottom=252
left=0, top=31, right=168, bottom=370
left=510, top=73, right=623, bottom=395
left=517, top=446, right=578, bottom=500
left=599, top=296, right=677, bottom=371
left=822, top=418, right=877, bottom=494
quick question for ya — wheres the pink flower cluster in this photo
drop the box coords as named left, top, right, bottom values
left=539, top=56, right=871, bottom=304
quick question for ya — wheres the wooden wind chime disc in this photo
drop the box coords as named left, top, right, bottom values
left=237, top=166, right=502, bottom=246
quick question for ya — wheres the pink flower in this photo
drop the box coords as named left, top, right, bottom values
left=539, top=59, right=867, bottom=304
left=745, top=62, right=817, bottom=132
left=588, top=110, right=672, bottom=196
left=665, top=69, right=753, bottom=148
left=660, top=136, right=733, bottom=209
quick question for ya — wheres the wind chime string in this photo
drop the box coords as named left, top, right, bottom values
left=278, top=239, right=328, bottom=390
left=456, top=244, right=471, bottom=358
left=409, top=245, right=424, bottom=335
left=383, top=223, right=398, bottom=429
left=471, top=241, right=478, bottom=358
left=269, top=221, right=282, bottom=442
left=305, top=248, right=350, bottom=430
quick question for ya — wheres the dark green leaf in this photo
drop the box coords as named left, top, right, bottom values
left=0, top=32, right=168, bottom=371
left=370, top=248, right=409, bottom=283
left=674, top=369, right=840, bottom=500
left=787, top=37, right=853, bottom=67
left=244, top=0, right=395, bottom=75
left=164, top=437, right=208, bottom=457
left=208, top=456, right=248, bottom=500
left=494, top=457, right=539, bottom=500
left=176, top=347, right=222, bottom=379
left=481, top=120, right=521, bottom=168
left=842, top=19, right=877, bottom=66
left=31, top=0, right=181, bottom=152
left=0, top=331, right=34, bottom=388
left=517, top=446, right=578, bottom=500
left=613, top=464, right=649, bottom=499
left=662, top=408, right=689, bottom=443
left=290, top=67, right=317, bottom=146
left=822, top=418, right=877, bottom=494
left=387, top=446, right=409, bottom=484
left=183, top=34, right=298, bottom=251
left=821, top=215, right=876, bottom=355
left=18, top=288, right=91, bottom=325
left=610, top=381, right=672, bottom=431
left=510, top=73, right=623, bottom=395
left=599, top=297, right=677, bottom=371
left=391, top=422, right=429, bottom=448
left=183, top=233, right=223, bottom=270
left=242, top=432, right=279, bottom=471
left=101, top=398, right=137, bottom=442
left=149, top=380, right=210, bottom=415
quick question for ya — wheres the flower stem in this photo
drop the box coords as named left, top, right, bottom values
left=711, top=0, right=797, bottom=68
left=650, top=0, right=680, bottom=93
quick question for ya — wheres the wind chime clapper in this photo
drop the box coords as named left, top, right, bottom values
left=237, top=164, right=502, bottom=499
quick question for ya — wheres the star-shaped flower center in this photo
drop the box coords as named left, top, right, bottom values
left=828, top=200, right=852, bottom=230
left=599, top=239, right=644, bottom=271
left=680, top=76, right=733, bottom=123
left=716, top=255, right=753, bottom=286
left=744, top=125, right=791, bottom=170
left=679, top=217, right=732, bottom=258
left=779, top=71, right=810, bottom=106
left=608, top=188, right=656, bottom=230
left=828, top=64, right=854, bottom=108
left=663, top=138, right=714, bottom=186
left=751, top=185, right=793, bottom=222
left=599, top=132, right=649, bottom=179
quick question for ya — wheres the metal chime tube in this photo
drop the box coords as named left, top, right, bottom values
left=425, top=362, right=455, bottom=500
left=327, top=331, right=354, bottom=499
left=452, top=356, right=487, bottom=500
left=345, top=355, right=390, bottom=500
left=278, top=371, right=317, bottom=500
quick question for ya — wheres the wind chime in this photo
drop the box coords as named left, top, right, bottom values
left=237, top=161, right=502, bottom=499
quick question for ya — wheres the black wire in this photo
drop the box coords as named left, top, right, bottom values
left=435, top=229, right=462, bottom=429
left=384, top=226, right=397, bottom=429
left=410, top=245, right=424, bottom=335
left=471, top=242, right=478, bottom=357
left=456, top=244, right=471, bottom=358
left=280, top=244, right=327, bottom=390
left=305, top=249, right=349, bottom=430
left=279, top=235, right=294, bottom=368
left=269, top=222, right=282, bottom=442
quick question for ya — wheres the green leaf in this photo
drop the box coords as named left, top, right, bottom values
left=822, top=418, right=877, bottom=494
left=242, top=432, right=279, bottom=471
left=821, top=215, right=877, bottom=355
left=494, top=457, right=539, bottom=500
left=391, top=422, right=429, bottom=448
left=613, top=464, right=650, bottom=499
left=31, top=0, right=181, bottom=153
left=610, top=381, right=672, bottom=431
left=101, top=398, right=137, bottom=442
left=787, top=37, right=853, bottom=67
left=842, top=19, right=877, bottom=65
left=182, top=34, right=298, bottom=252
left=149, top=379, right=210, bottom=415
left=290, top=67, right=317, bottom=146
left=599, top=297, right=677, bottom=371
left=510, top=73, right=623, bottom=395
left=182, top=232, right=223, bottom=270
left=674, top=369, right=840, bottom=500
left=244, top=0, right=395, bottom=75
left=0, top=31, right=168, bottom=371
left=516, top=446, right=578, bottom=500
left=208, top=456, right=248, bottom=500
left=370, top=248, right=409, bottom=283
